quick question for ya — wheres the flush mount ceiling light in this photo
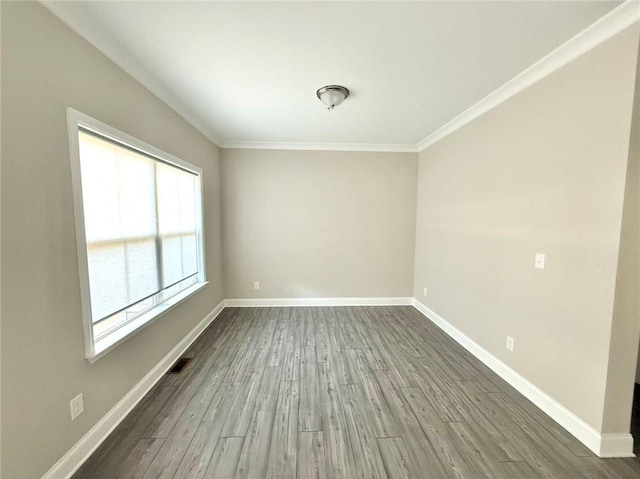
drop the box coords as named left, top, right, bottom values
left=316, top=85, right=349, bottom=110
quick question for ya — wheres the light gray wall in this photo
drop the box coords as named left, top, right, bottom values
left=1, top=3, right=224, bottom=478
left=603, top=29, right=640, bottom=432
left=221, top=149, right=417, bottom=299
left=630, top=38, right=640, bottom=389
left=413, top=25, right=640, bottom=433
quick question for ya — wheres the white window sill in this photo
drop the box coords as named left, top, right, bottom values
left=88, top=281, right=209, bottom=363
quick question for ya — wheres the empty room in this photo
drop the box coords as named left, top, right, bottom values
left=3, top=1, right=640, bottom=478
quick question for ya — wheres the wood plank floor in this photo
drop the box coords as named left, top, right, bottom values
left=74, top=307, right=640, bottom=479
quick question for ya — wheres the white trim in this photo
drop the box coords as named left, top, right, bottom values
left=67, top=109, right=95, bottom=359
left=600, top=434, right=635, bottom=458
left=89, top=281, right=209, bottom=363
left=220, top=141, right=417, bottom=154
left=41, top=300, right=226, bottom=479
left=416, top=0, right=640, bottom=152
left=224, top=297, right=413, bottom=307
left=68, top=108, right=205, bottom=176
left=412, top=299, right=635, bottom=458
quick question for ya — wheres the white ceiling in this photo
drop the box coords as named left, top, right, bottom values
left=44, top=1, right=623, bottom=150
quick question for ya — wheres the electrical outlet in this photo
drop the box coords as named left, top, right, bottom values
left=423, top=287, right=427, bottom=297
left=506, top=336, right=515, bottom=352
left=70, top=393, right=84, bottom=421
left=253, top=281, right=260, bottom=290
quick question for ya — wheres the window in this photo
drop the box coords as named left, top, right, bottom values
left=68, top=109, right=207, bottom=361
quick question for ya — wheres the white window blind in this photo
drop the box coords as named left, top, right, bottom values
left=69, top=110, right=206, bottom=361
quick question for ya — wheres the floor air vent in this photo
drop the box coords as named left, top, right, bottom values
left=168, top=357, right=191, bottom=374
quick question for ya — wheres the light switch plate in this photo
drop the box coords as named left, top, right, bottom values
left=535, top=253, right=545, bottom=270
left=70, top=393, right=84, bottom=421
left=506, top=336, right=515, bottom=352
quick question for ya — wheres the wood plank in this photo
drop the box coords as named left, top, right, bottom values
left=424, top=376, right=521, bottom=463
left=117, top=438, right=164, bottom=479
left=335, top=307, right=359, bottom=349
left=142, top=367, right=229, bottom=479
left=173, top=382, right=238, bottom=478
left=373, top=369, right=448, bottom=479
left=267, top=317, right=287, bottom=367
left=282, top=317, right=302, bottom=381
left=593, top=458, right=640, bottom=478
left=490, top=391, right=592, bottom=457
left=266, top=381, right=299, bottom=479
left=144, top=361, right=227, bottom=439
left=163, top=317, right=232, bottom=388
left=332, top=349, right=355, bottom=385
left=255, top=312, right=278, bottom=349
left=377, top=438, right=414, bottom=479
left=341, top=383, right=387, bottom=479
left=299, top=343, right=322, bottom=431
left=204, top=437, right=245, bottom=479
left=455, top=380, right=573, bottom=479
left=315, top=309, right=333, bottom=363
left=345, top=349, right=399, bottom=438
left=402, top=387, right=476, bottom=479
left=497, top=461, right=543, bottom=479
left=370, top=330, right=416, bottom=388
left=407, top=356, right=467, bottom=423
left=445, top=421, right=511, bottom=479
left=328, top=320, right=348, bottom=352
left=220, top=372, right=263, bottom=437
left=318, top=362, right=357, bottom=479
left=235, top=367, right=283, bottom=479
left=241, top=347, right=270, bottom=383
left=297, top=431, right=326, bottom=479
left=380, top=308, right=428, bottom=358
left=301, top=307, right=316, bottom=349
left=225, top=341, right=257, bottom=383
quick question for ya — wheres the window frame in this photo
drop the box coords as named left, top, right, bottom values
left=67, top=108, right=207, bottom=362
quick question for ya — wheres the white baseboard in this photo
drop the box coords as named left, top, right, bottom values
left=412, top=299, right=635, bottom=458
left=41, top=300, right=226, bottom=479
left=224, top=297, right=413, bottom=307
left=600, top=434, right=635, bottom=458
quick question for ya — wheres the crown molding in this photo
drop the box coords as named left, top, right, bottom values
left=416, top=0, right=640, bottom=153
left=221, top=141, right=418, bottom=153
left=40, top=1, right=222, bottom=147
left=41, top=0, right=640, bottom=155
